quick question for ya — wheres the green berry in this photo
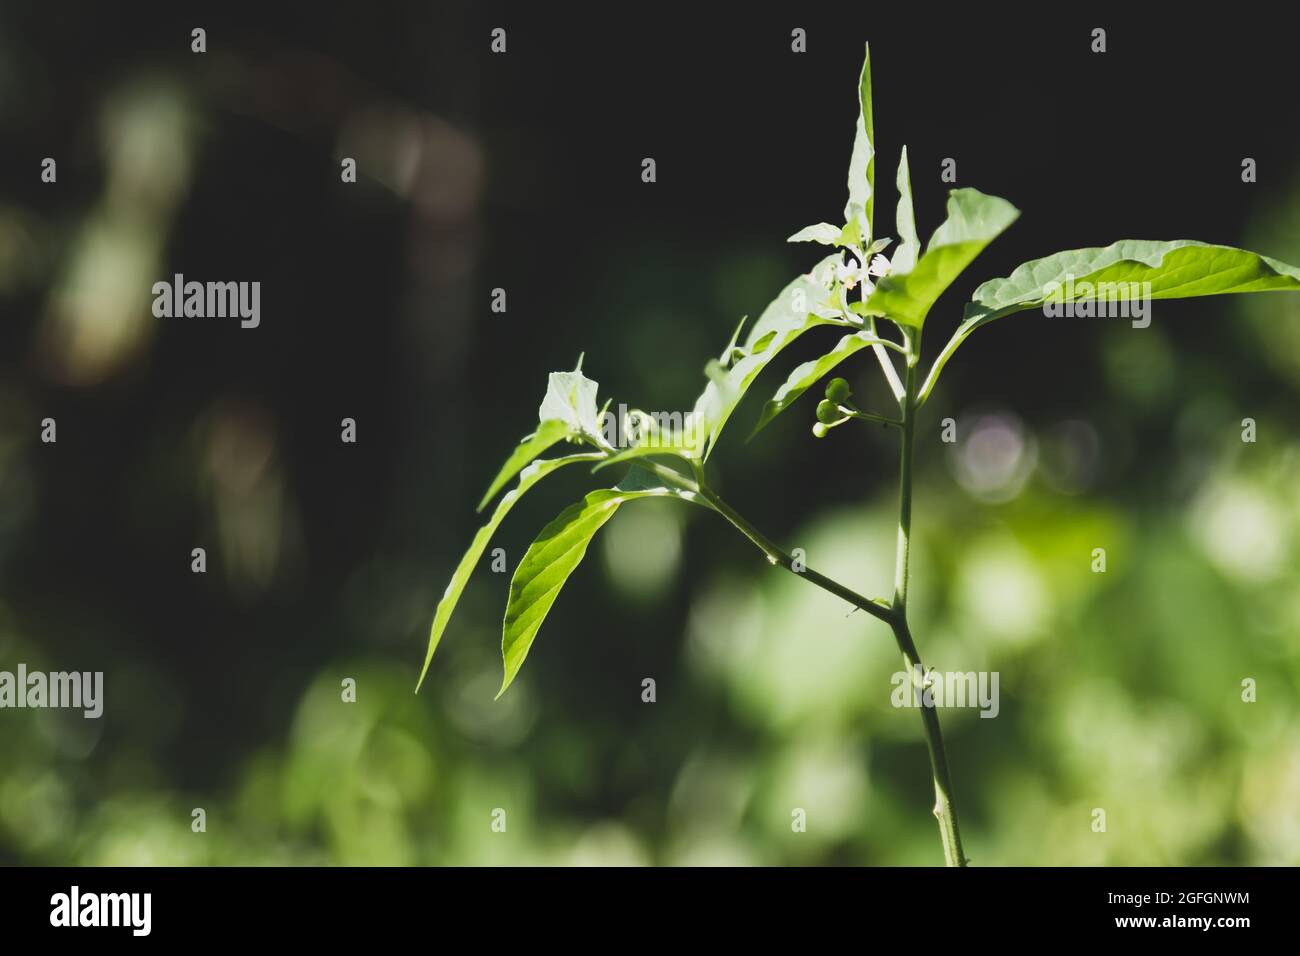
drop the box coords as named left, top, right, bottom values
left=815, top=399, right=842, bottom=425
left=825, top=377, right=852, bottom=403
left=812, top=422, right=829, bottom=438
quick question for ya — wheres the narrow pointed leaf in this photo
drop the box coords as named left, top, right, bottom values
left=498, top=468, right=699, bottom=697
left=844, top=43, right=875, bottom=239
left=418, top=451, right=603, bottom=689
left=862, top=188, right=1020, bottom=329
left=592, top=413, right=703, bottom=470
left=477, top=419, right=570, bottom=512
left=718, top=315, right=748, bottom=364
left=691, top=255, right=842, bottom=459
left=892, top=146, right=918, bottom=275
left=749, top=331, right=893, bottom=436
left=788, top=223, right=843, bottom=245
left=922, top=239, right=1300, bottom=401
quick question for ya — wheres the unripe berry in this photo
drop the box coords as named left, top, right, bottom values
left=812, top=422, right=830, bottom=438
left=825, top=377, right=852, bottom=404
left=815, top=399, right=842, bottom=425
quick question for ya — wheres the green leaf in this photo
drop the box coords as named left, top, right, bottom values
left=788, top=222, right=843, bottom=245
left=477, top=419, right=570, bottom=512
left=598, top=357, right=741, bottom=469
left=922, top=239, right=1300, bottom=401
left=892, top=147, right=918, bottom=275
left=844, top=43, right=875, bottom=241
left=592, top=408, right=704, bottom=470
left=975, top=239, right=1300, bottom=314
left=839, top=217, right=863, bottom=252
left=748, top=331, right=893, bottom=437
left=717, top=315, right=749, bottom=367
left=691, top=255, right=842, bottom=459
left=862, top=188, right=1020, bottom=329
left=417, top=451, right=603, bottom=690
left=477, top=361, right=610, bottom=512
left=498, top=468, right=698, bottom=697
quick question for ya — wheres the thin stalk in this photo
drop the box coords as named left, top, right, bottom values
left=842, top=407, right=902, bottom=429
left=893, top=355, right=917, bottom=609
left=643, top=363, right=969, bottom=865
left=701, top=487, right=896, bottom=628
left=891, top=327, right=968, bottom=867
left=864, top=315, right=905, bottom=400
left=642, top=460, right=896, bottom=628
left=892, top=614, right=965, bottom=866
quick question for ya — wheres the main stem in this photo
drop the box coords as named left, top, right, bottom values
left=645, top=370, right=968, bottom=864
left=892, top=328, right=967, bottom=867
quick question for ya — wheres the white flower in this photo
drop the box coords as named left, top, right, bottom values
left=868, top=254, right=892, bottom=278
left=836, top=254, right=865, bottom=289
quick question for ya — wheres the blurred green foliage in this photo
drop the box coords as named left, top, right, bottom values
left=2, top=10, right=1298, bottom=866
left=5, top=338, right=1299, bottom=864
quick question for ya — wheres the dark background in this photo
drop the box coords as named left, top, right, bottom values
left=1, top=4, right=1297, bottom=864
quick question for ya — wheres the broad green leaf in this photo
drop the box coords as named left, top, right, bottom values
left=418, top=451, right=602, bottom=690
left=862, top=188, right=1019, bottom=329
left=844, top=43, right=875, bottom=240
left=692, top=255, right=842, bottom=459
left=498, top=468, right=698, bottom=697
left=477, top=419, right=569, bottom=512
left=538, top=359, right=602, bottom=440
left=789, top=222, right=842, bottom=245
left=748, top=331, right=895, bottom=436
left=922, top=239, right=1300, bottom=402
left=972, top=239, right=1300, bottom=314
left=892, top=146, right=918, bottom=275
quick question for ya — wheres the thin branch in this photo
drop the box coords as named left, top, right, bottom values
left=851, top=329, right=909, bottom=355
left=864, top=315, right=906, bottom=401
left=843, top=407, right=902, bottom=428
left=646, top=462, right=897, bottom=628
left=917, top=320, right=978, bottom=407
left=700, top=488, right=897, bottom=627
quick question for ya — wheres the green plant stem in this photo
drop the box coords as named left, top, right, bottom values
left=643, top=375, right=968, bottom=865
left=893, top=359, right=917, bottom=609
left=892, top=328, right=967, bottom=867
left=702, top=487, right=896, bottom=627
left=864, top=315, right=905, bottom=400
left=642, top=460, right=895, bottom=628
left=842, top=407, right=902, bottom=428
